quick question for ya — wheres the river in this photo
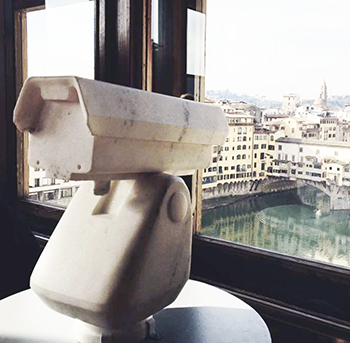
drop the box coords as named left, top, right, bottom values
left=201, top=187, right=350, bottom=268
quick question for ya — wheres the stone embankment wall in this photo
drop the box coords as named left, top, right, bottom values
left=202, top=177, right=297, bottom=200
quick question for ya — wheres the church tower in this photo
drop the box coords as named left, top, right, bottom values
left=320, top=80, right=327, bottom=104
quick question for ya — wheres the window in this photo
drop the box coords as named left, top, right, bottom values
left=254, top=144, right=258, bottom=149
left=278, top=145, right=282, bottom=150
left=3, top=2, right=348, bottom=341
left=261, top=144, right=266, bottom=149
left=237, top=145, right=241, bottom=150
left=61, top=188, right=73, bottom=198
left=18, top=1, right=94, bottom=207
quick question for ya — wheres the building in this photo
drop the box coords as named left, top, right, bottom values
left=282, top=93, right=300, bottom=114
left=202, top=112, right=255, bottom=191
left=313, top=80, right=328, bottom=108
left=202, top=110, right=276, bottom=196
left=217, top=99, right=262, bottom=123
left=271, top=137, right=350, bottom=186
left=28, top=166, right=81, bottom=205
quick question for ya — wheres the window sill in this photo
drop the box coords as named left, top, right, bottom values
left=191, top=234, right=350, bottom=323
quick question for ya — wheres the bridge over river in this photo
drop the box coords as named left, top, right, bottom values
left=201, top=188, right=350, bottom=268
left=203, top=176, right=350, bottom=211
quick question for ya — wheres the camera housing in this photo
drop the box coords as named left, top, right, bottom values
left=14, top=76, right=228, bottom=180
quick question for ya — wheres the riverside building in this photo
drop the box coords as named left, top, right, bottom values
left=202, top=108, right=276, bottom=198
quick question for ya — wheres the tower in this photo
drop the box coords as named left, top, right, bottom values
left=320, top=80, right=327, bottom=104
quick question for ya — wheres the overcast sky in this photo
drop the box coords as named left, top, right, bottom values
left=26, top=1, right=350, bottom=102
left=27, top=2, right=94, bottom=80
left=205, top=0, right=350, bottom=101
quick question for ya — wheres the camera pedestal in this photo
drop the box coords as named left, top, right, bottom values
left=75, top=316, right=157, bottom=343
left=30, top=173, right=192, bottom=343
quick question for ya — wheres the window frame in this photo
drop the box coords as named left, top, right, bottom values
left=12, top=0, right=151, bottom=222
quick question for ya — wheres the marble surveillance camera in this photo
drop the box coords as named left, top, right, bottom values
left=14, top=77, right=229, bottom=343
left=14, top=76, right=227, bottom=181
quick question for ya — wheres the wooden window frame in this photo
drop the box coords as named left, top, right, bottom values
left=1, top=1, right=349, bottom=341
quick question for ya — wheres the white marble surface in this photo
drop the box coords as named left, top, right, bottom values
left=0, top=280, right=271, bottom=343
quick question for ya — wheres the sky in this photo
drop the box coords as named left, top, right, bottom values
left=205, top=0, right=350, bottom=101
left=26, top=1, right=350, bottom=102
left=27, top=1, right=94, bottom=80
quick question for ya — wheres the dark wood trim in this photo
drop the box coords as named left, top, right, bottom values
left=18, top=199, right=64, bottom=221
left=152, top=0, right=187, bottom=96
left=13, top=0, right=94, bottom=11
left=142, top=0, right=152, bottom=91
left=116, top=0, right=143, bottom=88
left=14, top=10, right=29, bottom=199
left=13, top=0, right=44, bottom=11
left=192, top=276, right=350, bottom=343
left=94, top=0, right=116, bottom=82
left=0, top=0, right=17, bottom=204
left=95, top=0, right=144, bottom=88
left=18, top=200, right=61, bottom=236
left=191, top=235, right=350, bottom=323
left=33, top=232, right=49, bottom=251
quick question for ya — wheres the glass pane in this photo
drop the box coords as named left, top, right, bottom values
left=25, top=1, right=94, bottom=207
left=201, top=0, right=350, bottom=268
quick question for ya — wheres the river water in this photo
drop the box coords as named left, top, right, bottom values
left=201, top=187, right=350, bottom=268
